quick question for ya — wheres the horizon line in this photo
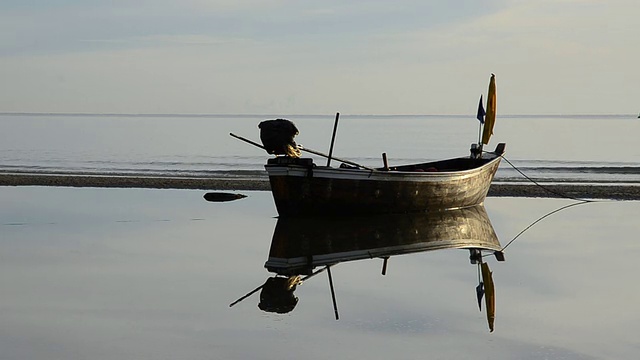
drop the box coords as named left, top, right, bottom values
left=1, top=111, right=636, bottom=118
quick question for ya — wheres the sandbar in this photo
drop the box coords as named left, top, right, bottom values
left=1, top=173, right=639, bottom=201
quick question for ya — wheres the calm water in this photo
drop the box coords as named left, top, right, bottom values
left=1, top=113, right=639, bottom=184
left=1, top=186, right=639, bottom=359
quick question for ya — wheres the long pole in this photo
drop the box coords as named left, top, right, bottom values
left=326, top=112, right=340, bottom=167
left=229, top=132, right=375, bottom=171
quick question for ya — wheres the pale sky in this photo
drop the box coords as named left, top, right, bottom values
left=0, top=0, right=638, bottom=115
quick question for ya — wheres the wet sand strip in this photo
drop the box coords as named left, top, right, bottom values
left=0, top=174, right=271, bottom=191
left=1, top=174, right=639, bottom=200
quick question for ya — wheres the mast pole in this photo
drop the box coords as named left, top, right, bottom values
left=326, top=112, right=340, bottom=167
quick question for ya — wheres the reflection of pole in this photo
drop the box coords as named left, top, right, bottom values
left=230, top=267, right=330, bottom=308
left=326, top=112, right=340, bottom=167
left=326, top=266, right=339, bottom=320
left=381, top=257, right=389, bottom=275
left=301, top=266, right=327, bottom=281
left=229, top=284, right=264, bottom=307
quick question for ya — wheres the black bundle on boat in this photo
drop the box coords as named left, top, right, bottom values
left=258, top=119, right=301, bottom=157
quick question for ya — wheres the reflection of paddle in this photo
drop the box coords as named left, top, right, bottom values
left=481, top=262, right=495, bottom=332
left=203, top=192, right=247, bottom=202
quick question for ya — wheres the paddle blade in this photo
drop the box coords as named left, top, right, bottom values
left=481, top=74, right=497, bottom=145
left=481, top=262, right=496, bottom=332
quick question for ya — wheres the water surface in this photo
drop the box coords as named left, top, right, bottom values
left=1, top=186, right=638, bottom=359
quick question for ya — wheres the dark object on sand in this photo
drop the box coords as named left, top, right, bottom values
left=258, top=119, right=301, bottom=157
left=203, top=192, right=247, bottom=202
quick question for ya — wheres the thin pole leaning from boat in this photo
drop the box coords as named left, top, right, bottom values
left=229, top=132, right=375, bottom=171
left=299, top=146, right=375, bottom=171
left=326, top=112, right=340, bottom=167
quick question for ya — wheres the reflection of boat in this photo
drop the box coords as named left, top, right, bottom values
left=258, top=205, right=501, bottom=330
left=231, top=205, right=501, bottom=331
left=265, top=205, right=504, bottom=275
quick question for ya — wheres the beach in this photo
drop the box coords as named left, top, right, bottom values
left=2, top=173, right=639, bottom=200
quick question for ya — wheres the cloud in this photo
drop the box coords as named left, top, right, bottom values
left=0, top=0, right=638, bottom=114
left=0, top=0, right=500, bottom=56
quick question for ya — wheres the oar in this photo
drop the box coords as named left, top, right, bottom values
left=229, top=133, right=375, bottom=171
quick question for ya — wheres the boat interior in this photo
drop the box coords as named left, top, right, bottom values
left=266, top=143, right=505, bottom=173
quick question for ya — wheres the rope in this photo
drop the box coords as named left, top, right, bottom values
left=497, top=200, right=590, bottom=253
left=493, top=152, right=597, bottom=203
left=482, top=152, right=603, bottom=254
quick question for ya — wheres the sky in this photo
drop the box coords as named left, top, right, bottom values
left=0, top=0, right=638, bottom=115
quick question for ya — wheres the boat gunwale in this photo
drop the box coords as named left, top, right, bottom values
left=265, top=241, right=502, bottom=273
left=264, top=151, right=503, bottom=180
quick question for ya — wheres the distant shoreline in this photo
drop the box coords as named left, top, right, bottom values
left=1, top=173, right=639, bottom=200
left=1, top=112, right=636, bottom=119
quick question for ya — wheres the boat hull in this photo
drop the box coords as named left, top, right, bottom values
left=265, top=145, right=504, bottom=216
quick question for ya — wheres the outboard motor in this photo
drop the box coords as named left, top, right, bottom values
left=258, top=119, right=301, bottom=157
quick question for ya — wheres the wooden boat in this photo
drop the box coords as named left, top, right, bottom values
left=257, top=75, right=502, bottom=216
left=230, top=75, right=502, bottom=217
left=264, top=205, right=503, bottom=276
left=265, top=143, right=505, bottom=216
